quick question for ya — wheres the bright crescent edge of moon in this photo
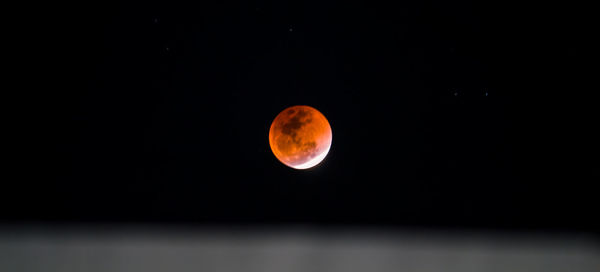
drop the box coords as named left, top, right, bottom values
left=290, top=140, right=331, bottom=169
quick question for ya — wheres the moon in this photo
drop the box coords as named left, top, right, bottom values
left=269, top=105, right=332, bottom=169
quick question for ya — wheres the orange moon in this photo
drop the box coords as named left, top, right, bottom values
left=269, top=105, right=332, bottom=169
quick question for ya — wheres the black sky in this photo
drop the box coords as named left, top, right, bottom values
left=10, top=0, right=597, bottom=233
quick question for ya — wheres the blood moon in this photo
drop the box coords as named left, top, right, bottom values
left=269, top=105, right=332, bottom=169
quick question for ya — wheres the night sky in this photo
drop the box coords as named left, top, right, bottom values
left=11, top=0, right=597, bottom=233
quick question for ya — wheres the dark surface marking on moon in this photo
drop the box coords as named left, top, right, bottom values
left=276, top=109, right=317, bottom=158
left=280, top=109, right=312, bottom=136
left=301, top=141, right=317, bottom=153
